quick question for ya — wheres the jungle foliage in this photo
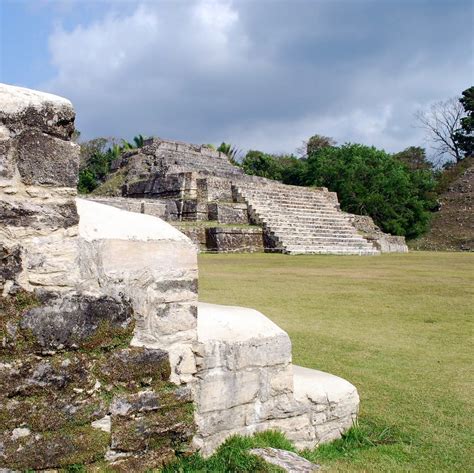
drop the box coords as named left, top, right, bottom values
left=77, top=135, right=145, bottom=193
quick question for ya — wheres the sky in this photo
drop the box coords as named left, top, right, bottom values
left=0, top=0, right=473, bottom=157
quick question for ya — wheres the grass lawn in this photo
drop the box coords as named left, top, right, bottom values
left=196, top=251, right=473, bottom=472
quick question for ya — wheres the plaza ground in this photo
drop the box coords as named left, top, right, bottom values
left=196, top=251, right=473, bottom=472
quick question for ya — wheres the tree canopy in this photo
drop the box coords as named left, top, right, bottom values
left=454, top=86, right=474, bottom=158
left=304, top=143, right=437, bottom=238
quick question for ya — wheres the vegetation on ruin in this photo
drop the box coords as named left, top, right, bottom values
left=77, top=134, right=145, bottom=193
left=195, top=252, right=473, bottom=472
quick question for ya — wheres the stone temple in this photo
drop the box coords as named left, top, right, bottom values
left=91, top=137, right=408, bottom=255
left=1, top=83, right=359, bottom=470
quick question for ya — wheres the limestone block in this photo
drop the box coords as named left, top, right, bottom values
left=208, top=202, right=249, bottom=224
left=17, top=230, right=80, bottom=291
left=264, top=414, right=315, bottom=445
left=16, top=130, right=80, bottom=187
left=249, top=448, right=320, bottom=472
left=205, top=176, right=234, bottom=201
left=20, top=292, right=133, bottom=351
left=293, top=365, right=359, bottom=444
left=196, top=368, right=261, bottom=413
left=197, top=303, right=292, bottom=370
left=206, top=227, right=264, bottom=253
left=0, top=83, right=75, bottom=139
left=76, top=198, right=198, bottom=382
left=195, top=402, right=254, bottom=437
left=0, top=124, right=14, bottom=180
left=0, top=199, right=78, bottom=230
left=142, top=200, right=167, bottom=218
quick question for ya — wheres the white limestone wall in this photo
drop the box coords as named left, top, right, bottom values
left=76, top=199, right=198, bottom=383
left=194, top=303, right=359, bottom=455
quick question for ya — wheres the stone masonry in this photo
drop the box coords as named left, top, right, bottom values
left=1, top=84, right=361, bottom=469
left=0, top=84, right=195, bottom=470
left=93, top=137, right=407, bottom=254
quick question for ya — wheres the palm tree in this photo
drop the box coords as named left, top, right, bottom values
left=133, top=134, right=145, bottom=148
left=217, top=142, right=242, bottom=165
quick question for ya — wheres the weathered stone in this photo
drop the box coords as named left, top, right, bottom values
left=16, top=130, right=80, bottom=187
left=0, top=83, right=75, bottom=139
left=0, top=131, right=14, bottom=180
left=0, top=200, right=79, bottom=229
left=20, top=292, right=133, bottom=351
left=110, top=387, right=192, bottom=417
left=111, top=404, right=194, bottom=452
left=0, top=85, right=198, bottom=470
left=346, top=214, right=408, bottom=253
left=0, top=245, right=21, bottom=290
left=108, top=447, right=175, bottom=472
left=208, top=202, right=249, bottom=224
left=194, top=303, right=360, bottom=455
left=100, top=347, right=170, bottom=385
left=0, top=354, right=92, bottom=397
left=250, top=448, right=320, bottom=472
left=0, top=425, right=109, bottom=470
left=0, top=391, right=107, bottom=431
left=206, top=227, right=264, bottom=253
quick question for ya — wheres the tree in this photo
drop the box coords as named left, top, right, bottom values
left=77, top=134, right=145, bottom=193
left=217, top=142, right=242, bottom=165
left=415, top=97, right=465, bottom=163
left=393, top=146, right=433, bottom=171
left=454, top=86, right=474, bottom=158
left=303, top=134, right=336, bottom=157
left=241, top=150, right=283, bottom=179
left=304, top=143, right=437, bottom=238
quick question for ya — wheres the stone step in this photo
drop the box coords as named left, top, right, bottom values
left=284, top=246, right=378, bottom=255
left=255, top=210, right=342, bottom=219
left=238, top=186, right=328, bottom=195
left=247, top=201, right=339, bottom=211
left=272, top=232, right=362, bottom=241
left=234, top=183, right=377, bottom=255
left=243, top=195, right=333, bottom=206
left=270, top=229, right=358, bottom=237
left=258, top=215, right=350, bottom=225
left=280, top=236, right=370, bottom=244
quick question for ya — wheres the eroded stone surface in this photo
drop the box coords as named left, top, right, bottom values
left=16, top=130, right=80, bottom=186
left=194, top=303, right=359, bottom=455
left=0, top=84, right=196, bottom=471
left=20, top=292, right=133, bottom=351
left=250, top=448, right=320, bottom=472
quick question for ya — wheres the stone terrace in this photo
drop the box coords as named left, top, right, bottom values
left=96, top=137, right=406, bottom=255
left=234, top=181, right=380, bottom=255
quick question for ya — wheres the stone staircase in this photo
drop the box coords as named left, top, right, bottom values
left=234, top=181, right=379, bottom=255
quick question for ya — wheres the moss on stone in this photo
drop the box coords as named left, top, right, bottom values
left=96, top=347, right=171, bottom=389
left=0, top=425, right=110, bottom=470
left=80, top=318, right=135, bottom=353
left=0, top=289, right=40, bottom=356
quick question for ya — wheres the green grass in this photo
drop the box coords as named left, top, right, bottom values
left=163, top=431, right=293, bottom=472
left=193, top=251, right=473, bottom=472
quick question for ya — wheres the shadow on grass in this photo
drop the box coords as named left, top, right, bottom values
left=163, top=419, right=413, bottom=472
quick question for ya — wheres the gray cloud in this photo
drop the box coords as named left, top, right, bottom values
left=42, top=0, right=473, bottom=156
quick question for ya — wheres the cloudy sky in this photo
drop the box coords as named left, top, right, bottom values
left=0, top=0, right=472, bottom=156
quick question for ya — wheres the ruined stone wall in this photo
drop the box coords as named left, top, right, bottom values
left=0, top=84, right=196, bottom=470
left=346, top=214, right=408, bottom=253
